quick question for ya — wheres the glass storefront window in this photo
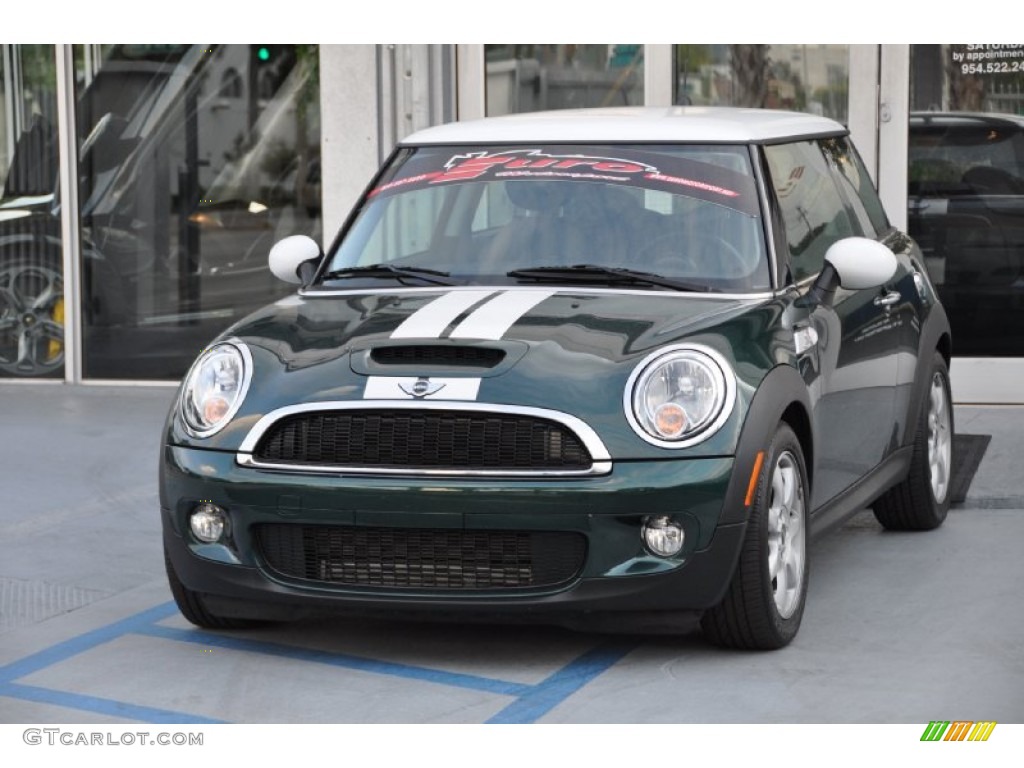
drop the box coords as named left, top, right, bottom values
left=909, top=44, right=1024, bottom=357
left=485, top=45, right=643, bottom=116
left=72, top=44, right=321, bottom=379
left=0, top=45, right=63, bottom=379
left=673, top=45, right=850, bottom=124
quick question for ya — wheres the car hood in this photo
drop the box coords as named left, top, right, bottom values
left=170, top=287, right=783, bottom=459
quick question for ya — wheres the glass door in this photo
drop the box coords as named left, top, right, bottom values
left=71, top=45, right=322, bottom=379
left=882, top=44, right=1024, bottom=402
left=0, top=45, right=64, bottom=379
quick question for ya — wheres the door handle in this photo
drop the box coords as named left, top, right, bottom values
left=874, top=290, right=901, bottom=308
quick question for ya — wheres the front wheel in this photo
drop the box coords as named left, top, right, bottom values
left=872, top=352, right=953, bottom=530
left=702, top=422, right=809, bottom=650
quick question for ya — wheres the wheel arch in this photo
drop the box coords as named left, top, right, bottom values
left=902, top=304, right=954, bottom=450
left=936, top=331, right=952, bottom=368
left=719, top=364, right=814, bottom=525
left=872, top=348, right=952, bottom=531
left=780, top=400, right=814, bottom=495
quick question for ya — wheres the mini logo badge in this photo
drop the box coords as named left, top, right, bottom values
left=364, top=376, right=479, bottom=401
left=399, top=377, right=445, bottom=399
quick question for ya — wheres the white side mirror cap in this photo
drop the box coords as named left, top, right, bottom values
left=269, top=235, right=321, bottom=285
left=824, top=237, right=897, bottom=290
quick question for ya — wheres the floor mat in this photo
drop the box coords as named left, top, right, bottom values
left=951, top=434, right=991, bottom=505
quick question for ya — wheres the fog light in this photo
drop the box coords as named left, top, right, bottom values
left=642, top=515, right=685, bottom=557
left=190, top=503, right=227, bottom=543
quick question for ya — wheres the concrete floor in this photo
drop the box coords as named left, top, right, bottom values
left=1, top=384, right=1022, bottom=724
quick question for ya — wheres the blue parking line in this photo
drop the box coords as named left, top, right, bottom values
left=486, top=642, right=637, bottom=723
left=0, top=602, right=212, bottom=723
left=1, top=601, right=635, bottom=723
left=137, top=624, right=532, bottom=697
left=0, top=682, right=227, bottom=724
left=0, top=602, right=178, bottom=684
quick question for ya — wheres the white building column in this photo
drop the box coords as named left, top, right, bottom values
left=319, top=45, right=381, bottom=244
left=643, top=45, right=673, bottom=107
left=848, top=45, right=880, bottom=184
left=877, top=44, right=911, bottom=232
left=456, top=45, right=485, bottom=121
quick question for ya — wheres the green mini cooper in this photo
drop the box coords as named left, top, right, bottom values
left=161, top=107, right=953, bottom=649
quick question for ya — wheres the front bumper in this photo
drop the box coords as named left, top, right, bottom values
left=161, top=444, right=748, bottom=622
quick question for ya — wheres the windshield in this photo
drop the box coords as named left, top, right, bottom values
left=325, top=144, right=769, bottom=291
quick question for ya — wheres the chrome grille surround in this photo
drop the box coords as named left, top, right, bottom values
left=236, top=401, right=612, bottom=477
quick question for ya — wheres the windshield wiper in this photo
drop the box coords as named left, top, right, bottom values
left=321, top=264, right=459, bottom=286
left=507, top=264, right=715, bottom=293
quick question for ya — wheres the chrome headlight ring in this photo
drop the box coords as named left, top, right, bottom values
left=180, top=339, right=254, bottom=438
left=623, top=343, right=737, bottom=448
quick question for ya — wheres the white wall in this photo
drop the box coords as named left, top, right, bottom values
left=319, top=45, right=381, bottom=246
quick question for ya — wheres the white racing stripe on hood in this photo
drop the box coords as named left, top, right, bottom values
left=390, top=289, right=497, bottom=339
left=449, top=290, right=555, bottom=340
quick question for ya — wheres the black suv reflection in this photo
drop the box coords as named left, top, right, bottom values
left=909, top=112, right=1024, bottom=357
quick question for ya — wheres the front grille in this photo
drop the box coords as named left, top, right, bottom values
left=253, top=410, right=592, bottom=471
left=255, top=524, right=587, bottom=590
left=370, top=345, right=506, bottom=368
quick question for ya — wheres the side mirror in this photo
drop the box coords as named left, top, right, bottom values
left=800, top=237, right=898, bottom=308
left=269, top=235, right=322, bottom=286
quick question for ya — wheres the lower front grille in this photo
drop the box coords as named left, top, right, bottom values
left=254, top=524, right=586, bottom=590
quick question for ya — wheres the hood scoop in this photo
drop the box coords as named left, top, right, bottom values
left=370, top=344, right=506, bottom=368
left=351, top=340, right=527, bottom=377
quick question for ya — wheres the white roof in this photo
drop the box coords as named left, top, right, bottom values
left=402, top=107, right=846, bottom=146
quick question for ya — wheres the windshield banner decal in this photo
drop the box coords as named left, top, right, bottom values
left=370, top=147, right=756, bottom=214
left=439, top=150, right=657, bottom=180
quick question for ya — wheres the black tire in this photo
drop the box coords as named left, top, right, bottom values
left=164, top=547, right=259, bottom=630
left=872, top=352, right=953, bottom=531
left=702, top=423, right=809, bottom=650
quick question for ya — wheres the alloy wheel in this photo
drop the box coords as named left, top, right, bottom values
left=767, top=450, right=806, bottom=620
left=927, top=371, right=952, bottom=503
left=0, top=262, right=64, bottom=376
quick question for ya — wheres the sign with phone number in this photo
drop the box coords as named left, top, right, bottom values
left=961, top=61, right=1024, bottom=74
left=950, top=44, right=1024, bottom=75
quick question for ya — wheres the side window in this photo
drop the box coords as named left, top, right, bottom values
left=823, top=136, right=890, bottom=236
left=765, top=141, right=855, bottom=282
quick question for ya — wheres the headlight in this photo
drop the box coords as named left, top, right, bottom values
left=624, top=344, right=736, bottom=448
left=180, top=341, right=253, bottom=437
